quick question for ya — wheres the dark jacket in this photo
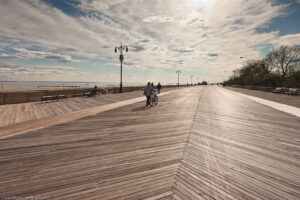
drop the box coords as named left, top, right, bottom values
left=157, top=83, right=162, bottom=89
left=144, top=85, right=154, bottom=96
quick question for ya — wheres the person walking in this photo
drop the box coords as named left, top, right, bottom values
left=144, top=82, right=154, bottom=106
left=157, top=82, right=162, bottom=94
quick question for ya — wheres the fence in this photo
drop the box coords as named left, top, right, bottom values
left=227, top=85, right=300, bottom=93
left=0, top=84, right=187, bottom=105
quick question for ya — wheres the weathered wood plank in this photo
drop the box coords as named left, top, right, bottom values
left=173, top=86, right=300, bottom=200
left=1, top=86, right=299, bottom=199
left=0, top=87, right=201, bottom=199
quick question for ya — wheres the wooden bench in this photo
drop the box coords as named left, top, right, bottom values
left=272, top=87, right=282, bottom=93
left=41, top=96, right=57, bottom=103
left=84, top=91, right=91, bottom=97
left=41, top=95, right=66, bottom=103
left=84, top=91, right=97, bottom=97
left=57, top=95, right=66, bottom=100
left=285, top=88, right=299, bottom=96
left=72, top=94, right=84, bottom=97
left=84, top=87, right=100, bottom=97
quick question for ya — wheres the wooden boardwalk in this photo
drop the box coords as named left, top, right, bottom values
left=0, top=86, right=299, bottom=199
left=174, top=87, right=300, bottom=200
left=0, top=87, right=201, bottom=199
left=0, top=88, right=174, bottom=128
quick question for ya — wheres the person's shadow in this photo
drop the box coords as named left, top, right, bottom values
left=131, top=106, right=151, bottom=112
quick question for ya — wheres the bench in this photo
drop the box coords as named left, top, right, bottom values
left=84, top=90, right=97, bottom=97
left=272, top=87, right=282, bottom=93
left=281, top=87, right=289, bottom=94
left=285, top=88, right=299, bottom=96
left=41, top=95, right=57, bottom=103
left=41, top=95, right=66, bottom=103
left=84, top=92, right=91, bottom=97
left=57, top=95, right=66, bottom=100
left=72, top=94, right=84, bottom=97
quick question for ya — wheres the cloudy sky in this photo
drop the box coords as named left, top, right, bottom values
left=1, top=0, right=300, bottom=84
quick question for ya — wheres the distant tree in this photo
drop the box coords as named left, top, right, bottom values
left=263, top=53, right=277, bottom=73
left=238, top=59, right=262, bottom=86
left=201, top=81, right=208, bottom=85
left=238, top=59, right=267, bottom=78
left=224, top=45, right=300, bottom=88
left=239, top=62, right=254, bottom=78
left=284, top=71, right=300, bottom=88
left=269, top=45, right=300, bottom=79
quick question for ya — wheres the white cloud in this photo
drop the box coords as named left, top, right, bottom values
left=14, top=48, right=79, bottom=62
left=0, top=0, right=299, bottom=83
left=0, top=62, right=92, bottom=81
left=143, top=16, right=174, bottom=23
left=75, top=0, right=128, bottom=12
left=0, top=0, right=107, bottom=58
left=272, top=33, right=300, bottom=46
left=0, top=54, right=20, bottom=59
left=0, top=48, right=79, bottom=62
left=0, top=62, right=76, bottom=73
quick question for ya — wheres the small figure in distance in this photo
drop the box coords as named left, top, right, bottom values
left=151, top=82, right=154, bottom=88
left=144, top=82, right=154, bottom=106
left=157, top=82, right=162, bottom=94
left=92, top=85, right=97, bottom=96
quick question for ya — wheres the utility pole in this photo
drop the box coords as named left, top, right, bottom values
left=176, top=70, right=181, bottom=86
left=115, top=43, right=128, bottom=93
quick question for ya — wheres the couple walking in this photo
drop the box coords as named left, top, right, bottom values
left=144, top=82, right=161, bottom=106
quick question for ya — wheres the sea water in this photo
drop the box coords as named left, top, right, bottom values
left=0, top=81, right=145, bottom=89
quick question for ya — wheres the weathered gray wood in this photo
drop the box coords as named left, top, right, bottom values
left=173, top=86, right=300, bottom=200
left=0, top=89, right=176, bottom=128
left=0, top=86, right=299, bottom=199
left=0, top=88, right=200, bottom=199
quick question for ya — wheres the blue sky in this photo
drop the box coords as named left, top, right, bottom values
left=1, top=0, right=300, bottom=84
left=256, top=0, right=300, bottom=36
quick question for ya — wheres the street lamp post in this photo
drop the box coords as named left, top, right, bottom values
left=190, top=75, right=193, bottom=85
left=115, top=43, right=128, bottom=93
left=176, top=70, right=181, bottom=87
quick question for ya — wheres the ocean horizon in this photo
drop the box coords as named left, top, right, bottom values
left=0, top=81, right=147, bottom=89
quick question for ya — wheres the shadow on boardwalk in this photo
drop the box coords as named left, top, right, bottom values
left=131, top=106, right=151, bottom=112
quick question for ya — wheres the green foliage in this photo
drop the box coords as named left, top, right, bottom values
left=283, top=71, right=300, bottom=88
left=224, top=45, right=300, bottom=88
left=252, top=74, right=281, bottom=87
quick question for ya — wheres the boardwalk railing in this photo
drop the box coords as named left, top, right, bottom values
left=0, top=85, right=190, bottom=105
